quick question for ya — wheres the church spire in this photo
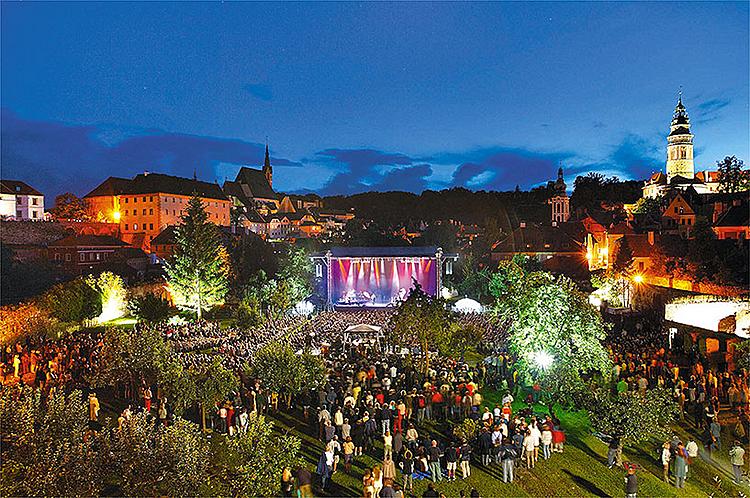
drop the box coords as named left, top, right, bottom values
left=262, top=142, right=273, bottom=188
left=666, top=92, right=694, bottom=182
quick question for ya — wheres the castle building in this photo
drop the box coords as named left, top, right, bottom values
left=549, top=167, right=570, bottom=223
left=643, top=94, right=721, bottom=198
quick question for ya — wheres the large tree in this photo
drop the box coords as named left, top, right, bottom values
left=49, top=192, right=90, bottom=221
left=490, top=258, right=611, bottom=406
left=250, top=341, right=326, bottom=408
left=192, top=357, right=239, bottom=431
left=391, top=282, right=454, bottom=374
left=165, top=194, right=229, bottom=319
left=716, top=155, right=749, bottom=193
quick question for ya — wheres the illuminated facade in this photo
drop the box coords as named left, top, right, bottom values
left=549, top=167, right=570, bottom=223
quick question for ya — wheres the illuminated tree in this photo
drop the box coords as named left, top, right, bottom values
left=165, top=194, right=229, bottom=320
left=717, top=155, right=749, bottom=193
left=490, top=258, right=611, bottom=406
left=0, top=386, right=104, bottom=497
left=49, top=192, right=90, bottom=221
left=209, top=414, right=302, bottom=497
left=87, top=271, right=126, bottom=322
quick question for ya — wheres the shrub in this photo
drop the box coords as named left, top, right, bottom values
left=128, top=293, right=173, bottom=323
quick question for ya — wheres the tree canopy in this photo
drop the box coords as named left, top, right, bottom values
left=165, top=194, right=229, bottom=320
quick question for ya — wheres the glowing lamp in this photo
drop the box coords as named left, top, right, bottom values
left=113, top=210, right=121, bottom=222
left=532, top=351, right=554, bottom=370
left=633, top=274, right=644, bottom=284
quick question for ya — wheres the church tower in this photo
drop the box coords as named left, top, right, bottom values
left=666, top=94, right=695, bottom=182
left=549, top=167, right=570, bottom=223
left=262, top=143, right=273, bottom=188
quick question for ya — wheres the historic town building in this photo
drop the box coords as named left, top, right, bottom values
left=0, top=180, right=45, bottom=221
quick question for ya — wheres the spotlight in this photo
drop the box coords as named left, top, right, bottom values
left=532, top=351, right=554, bottom=370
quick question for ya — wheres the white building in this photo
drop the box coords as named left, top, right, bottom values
left=0, top=180, right=45, bottom=220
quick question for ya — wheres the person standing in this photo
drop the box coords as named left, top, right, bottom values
left=459, top=440, right=472, bottom=479
left=607, top=436, right=621, bottom=468
left=730, top=440, right=745, bottom=484
left=280, top=467, right=294, bottom=497
left=660, top=442, right=671, bottom=483
left=427, top=440, right=443, bottom=482
left=624, top=465, right=638, bottom=498
left=445, top=441, right=459, bottom=481
left=501, top=438, right=517, bottom=483
left=143, top=385, right=152, bottom=413
left=541, top=424, right=553, bottom=460
left=400, top=449, right=414, bottom=494
left=674, top=442, right=688, bottom=489
left=296, top=467, right=313, bottom=498
left=88, top=392, right=100, bottom=422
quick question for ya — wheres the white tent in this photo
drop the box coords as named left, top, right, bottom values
left=343, top=324, right=384, bottom=350
left=452, top=298, right=483, bottom=313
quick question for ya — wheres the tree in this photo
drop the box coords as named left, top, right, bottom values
left=210, top=414, right=302, bottom=497
left=104, top=413, right=209, bottom=496
left=192, top=358, right=239, bottom=432
left=277, top=245, right=313, bottom=304
left=89, top=327, right=194, bottom=413
left=631, top=196, right=662, bottom=218
left=716, top=155, right=749, bottom=193
left=87, top=271, right=127, bottom=322
left=250, top=341, right=326, bottom=408
left=165, top=194, right=229, bottom=320
left=0, top=386, right=104, bottom=497
left=41, top=277, right=101, bottom=323
left=490, top=260, right=611, bottom=406
left=127, top=293, right=173, bottom=323
left=585, top=387, right=677, bottom=444
left=391, top=282, right=453, bottom=374
left=447, top=322, right=484, bottom=360
left=613, top=237, right=633, bottom=274
left=49, top=193, right=90, bottom=221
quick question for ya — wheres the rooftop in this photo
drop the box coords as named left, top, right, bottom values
left=0, top=180, right=43, bottom=196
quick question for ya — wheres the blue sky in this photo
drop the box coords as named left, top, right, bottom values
left=2, top=2, right=748, bottom=198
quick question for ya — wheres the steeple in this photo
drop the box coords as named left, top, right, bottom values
left=666, top=91, right=694, bottom=182
left=550, top=166, right=570, bottom=223
left=262, top=142, right=273, bottom=188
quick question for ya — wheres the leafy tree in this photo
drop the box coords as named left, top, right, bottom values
left=0, top=386, right=104, bottom=497
left=447, top=322, right=484, bottom=360
left=613, top=237, right=633, bottom=274
left=452, top=417, right=480, bottom=442
left=391, top=282, right=453, bottom=374
left=716, top=155, right=749, bottom=193
left=211, top=414, right=302, bottom=497
left=277, top=245, right=313, bottom=302
left=89, top=327, right=194, bottom=412
left=631, top=196, right=662, bottom=218
left=490, top=260, right=611, bottom=404
left=87, top=271, right=127, bottom=322
left=104, top=413, right=209, bottom=496
left=250, top=341, right=326, bottom=408
left=41, top=277, right=101, bottom=323
left=165, top=194, right=229, bottom=320
left=128, top=293, right=173, bottom=322
left=49, top=193, right=90, bottom=221
left=192, top=357, right=239, bottom=431
left=585, top=387, right=677, bottom=444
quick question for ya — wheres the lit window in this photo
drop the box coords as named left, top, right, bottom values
left=149, top=208, right=153, bottom=215
left=134, top=223, right=138, bottom=230
left=142, top=209, right=146, bottom=215
left=79, top=253, right=85, bottom=261
left=65, top=254, right=71, bottom=262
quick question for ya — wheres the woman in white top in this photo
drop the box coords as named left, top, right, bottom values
left=383, top=431, right=393, bottom=460
left=541, top=426, right=553, bottom=460
left=661, top=442, right=671, bottom=483
left=523, top=431, right=536, bottom=469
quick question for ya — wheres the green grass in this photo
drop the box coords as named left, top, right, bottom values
left=269, top=393, right=747, bottom=498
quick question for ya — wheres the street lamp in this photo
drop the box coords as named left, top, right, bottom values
left=633, top=274, right=644, bottom=284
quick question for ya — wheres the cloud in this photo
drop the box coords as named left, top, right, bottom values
left=0, top=109, right=300, bottom=198
left=243, top=83, right=273, bottom=101
left=695, top=97, right=731, bottom=125
left=315, top=148, right=417, bottom=195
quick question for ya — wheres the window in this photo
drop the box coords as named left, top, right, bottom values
left=142, top=209, right=146, bottom=215
left=142, top=196, right=146, bottom=202
left=95, top=253, right=101, bottom=261
left=32, top=198, right=38, bottom=206
left=54, top=253, right=61, bottom=261
left=32, top=211, right=38, bottom=219
left=65, top=254, right=71, bottom=262
left=149, top=223, right=153, bottom=230
left=125, top=223, right=129, bottom=230
left=125, top=197, right=129, bottom=203
left=79, top=253, right=85, bottom=262
left=149, top=208, right=153, bottom=215
left=149, top=196, right=153, bottom=202
left=134, top=223, right=138, bottom=230
left=133, top=197, right=137, bottom=203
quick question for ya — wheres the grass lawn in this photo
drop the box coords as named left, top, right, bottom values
left=269, top=392, right=747, bottom=498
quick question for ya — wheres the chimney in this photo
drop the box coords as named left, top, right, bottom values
left=648, top=231, right=655, bottom=246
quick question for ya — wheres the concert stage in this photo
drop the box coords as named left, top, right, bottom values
left=310, top=246, right=458, bottom=309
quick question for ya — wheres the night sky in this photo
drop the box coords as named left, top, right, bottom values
left=2, top=2, right=748, bottom=199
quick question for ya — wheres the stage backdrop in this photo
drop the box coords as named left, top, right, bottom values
left=331, top=257, right=437, bottom=307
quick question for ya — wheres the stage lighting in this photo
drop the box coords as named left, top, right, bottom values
left=532, top=351, right=554, bottom=370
